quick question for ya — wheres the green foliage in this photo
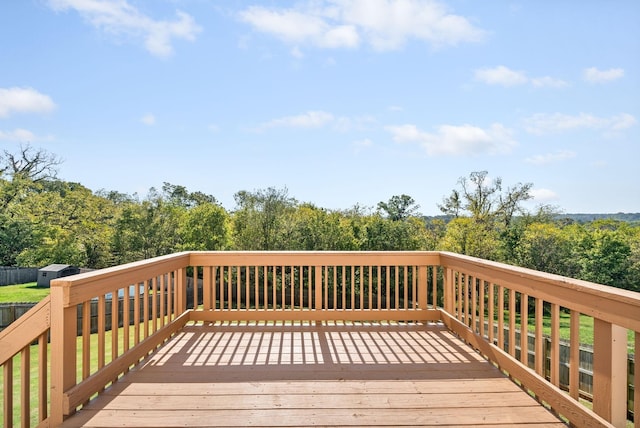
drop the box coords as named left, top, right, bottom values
left=513, top=223, right=576, bottom=276
left=0, top=148, right=638, bottom=295
left=179, top=202, right=230, bottom=251
left=232, top=187, right=297, bottom=250
left=438, top=217, right=500, bottom=260
left=377, top=194, right=420, bottom=221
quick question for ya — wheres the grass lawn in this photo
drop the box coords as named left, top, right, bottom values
left=505, top=309, right=635, bottom=351
left=0, top=282, right=50, bottom=303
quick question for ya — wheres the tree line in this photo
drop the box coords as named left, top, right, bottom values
left=1, top=146, right=638, bottom=292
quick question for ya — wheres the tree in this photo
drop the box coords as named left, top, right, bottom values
left=231, top=187, right=296, bottom=250
left=514, top=223, right=575, bottom=276
left=16, top=181, right=117, bottom=268
left=112, top=189, right=184, bottom=263
left=180, top=202, right=230, bottom=251
left=0, top=144, right=62, bottom=182
left=437, top=217, right=500, bottom=260
left=285, top=204, right=357, bottom=251
left=439, top=171, right=532, bottom=227
left=573, top=223, right=634, bottom=290
left=377, top=194, right=420, bottom=221
left=161, top=182, right=217, bottom=208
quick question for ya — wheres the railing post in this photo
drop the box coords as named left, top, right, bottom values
left=177, top=268, right=187, bottom=313
left=593, top=318, right=627, bottom=427
left=417, top=265, right=428, bottom=310
left=443, top=268, right=454, bottom=314
left=50, top=282, right=77, bottom=424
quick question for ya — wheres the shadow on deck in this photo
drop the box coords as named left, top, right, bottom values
left=61, top=322, right=564, bottom=427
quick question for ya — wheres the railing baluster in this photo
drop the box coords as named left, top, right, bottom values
left=520, top=293, right=529, bottom=367
left=134, top=283, right=140, bottom=345
left=569, top=310, right=580, bottom=399
left=123, top=286, right=130, bottom=355
left=238, top=266, right=243, bottom=310
left=143, top=281, right=149, bottom=339
left=245, top=266, right=250, bottom=310
left=5, top=357, right=13, bottom=428
left=498, top=285, right=505, bottom=351
left=260, top=266, right=264, bottom=311
left=550, top=303, right=559, bottom=387
left=487, top=282, right=494, bottom=344
left=403, top=267, right=408, bottom=310
left=194, top=267, right=199, bottom=310
left=351, top=266, right=356, bottom=311
left=283, top=265, right=287, bottom=310
left=112, top=291, right=119, bottom=361
left=479, top=279, right=485, bottom=338
left=458, top=273, right=464, bottom=320
left=21, top=346, right=30, bottom=428
left=535, top=297, right=543, bottom=376
left=464, top=274, right=470, bottom=327
left=38, top=332, right=48, bottom=422
left=471, top=277, right=477, bottom=333
left=98, top=295, right=105, bottom=371
left=509, top=288, right=516, bottom=358
left=160, top=275, right=166, bottom=328
left=202, top=267, right=211, bottom=311
left=82, top=300, right=91, bottom=381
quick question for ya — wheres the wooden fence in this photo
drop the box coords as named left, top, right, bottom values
left=0, top=267, right=38, bottom=286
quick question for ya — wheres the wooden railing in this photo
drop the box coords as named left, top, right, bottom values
left=439, top=252, right=640, bottom=428
left=0, top=251, right=638, bottom=428
left=0, top=296, right=50, bottom=427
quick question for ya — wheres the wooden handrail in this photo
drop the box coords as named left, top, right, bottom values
left=0, top=295, right=51, bottom=428
left=439, top=251, right=639, bottom=428
left=0, top=296, right=50, bottom=366
left=439, top=251, right=640, bottom=331
left=3, top=251, right=638, bottom=428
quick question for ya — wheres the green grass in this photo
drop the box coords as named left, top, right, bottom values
left=504, top=309, right=635, bottom=351
left=0, top=282, right=50, bottom=303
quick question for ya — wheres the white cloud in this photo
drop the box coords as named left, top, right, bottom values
left=258, top=110, right=335, bottom=130
left=0, top=128, right=54, bottom=142
left=239, top=0, right=485, bottom=54
left=0, top=87, right=56, bottom=118
left=48, top=0, right=201, bottom=58
left=475, top=66, right=567, bottom=88
left=525, top=150, right=576, bottom=165
left=256, top=111, right=373, bottom=132
left=530, top=188, right=559, bottom=202
left=583, top=67, right=624, bottom=83
left=475, top=65, right=527, bottom=87
left=531, top=76, right=569, bottom=88
left=386, top=122, right=516, bottom=156
left=524, top=112, right=637, bottom=135
left=141, top=113, right=156, bottom=125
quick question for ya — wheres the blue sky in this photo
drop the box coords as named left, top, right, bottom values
left=0, top=0, right=638, bottom=215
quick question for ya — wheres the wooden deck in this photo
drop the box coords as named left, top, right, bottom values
left=60, top=322, right=564, bottom=427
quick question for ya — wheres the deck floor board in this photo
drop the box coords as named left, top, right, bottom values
left=61, top=322, right=564, bottom=427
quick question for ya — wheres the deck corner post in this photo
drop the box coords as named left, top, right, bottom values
left=50, top=281, right=78, bottom=424
left=592, top=318, right=627, bottom=427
